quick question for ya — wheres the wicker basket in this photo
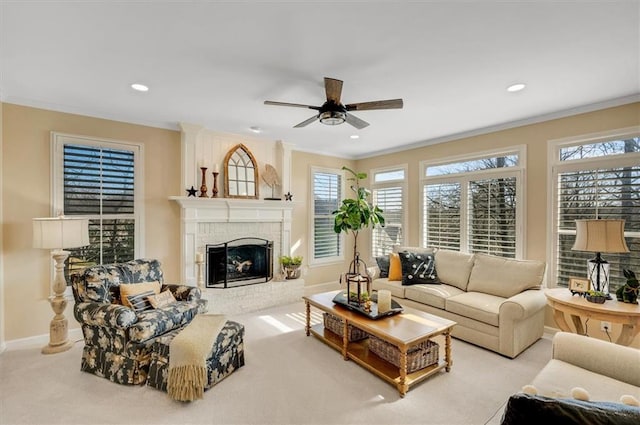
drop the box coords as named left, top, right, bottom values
left=369, top=335, right=439, bottom=373
left=323, top=313, right=368, bottom=342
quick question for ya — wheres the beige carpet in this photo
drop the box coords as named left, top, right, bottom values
left=0, top=300, right=552, bottom=425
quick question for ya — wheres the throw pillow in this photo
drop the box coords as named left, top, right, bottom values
left=126, top=290, right=155, bottom=313
left=119, top=281, right=161, bottom=308
left=388, top=253, right=402, bottom=281
left=375, top=255, right=390, bottom=278
left=399, top=251, right=440, bottom=285
left=148, top=290, right=177, bottom=309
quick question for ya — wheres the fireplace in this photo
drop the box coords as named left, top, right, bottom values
left=206, top=238, right=273, bottom=288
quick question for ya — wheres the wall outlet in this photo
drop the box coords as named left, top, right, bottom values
left=601, top=321, right=611, bottom=332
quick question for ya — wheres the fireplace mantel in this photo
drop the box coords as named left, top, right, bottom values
left=170, top=196, right=296, bottom=285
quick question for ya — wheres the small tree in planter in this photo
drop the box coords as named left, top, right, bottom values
left=279, top=255, right=303, bottom=279
left=333, top=166, right=385, bottom=278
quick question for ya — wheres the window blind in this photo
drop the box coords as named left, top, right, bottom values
left=372, top=186, right=403, bottom=257
left=313, top=171, right=342, bottom=259
left=423, top=183, right=461, bottom=250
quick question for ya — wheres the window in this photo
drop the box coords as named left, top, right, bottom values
left=550, top=129, right=640, bottom=290
left=371, top=166, right=407, bottom=258
left=421, top=148, right=524, bottom=258
left=310, top=167, right=344, bottom=263
left=52, top=133, right=143, bottom=280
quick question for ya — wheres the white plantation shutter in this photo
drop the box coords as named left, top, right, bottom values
left=468, top=177, right=517, bottom=257
left=372, top=186, right=403, bottom=257
left=556, top=165, right=640, bottom=289
left=53, top=133, right=142, bottom=280
left=312, top=170, right=342, bottom=260
left=423, top=183, right=461, bottom=250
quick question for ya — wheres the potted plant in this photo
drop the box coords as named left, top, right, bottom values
left=279, top=255, right=303, bottom=279
left=333, top=166, right=385, bottom=275
left=585, top=289, right=607, bottom=304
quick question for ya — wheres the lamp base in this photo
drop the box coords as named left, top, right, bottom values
left=41, top=251, right=74, bottom=355
left=42, top=340, right=74, bottom=355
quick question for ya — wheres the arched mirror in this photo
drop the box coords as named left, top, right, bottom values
left=223, top=144, right=259, bottom=199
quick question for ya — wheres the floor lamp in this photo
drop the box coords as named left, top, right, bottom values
left=33, top=216, right=89, bottom=354
left=572, top=219, right=630, bottom=299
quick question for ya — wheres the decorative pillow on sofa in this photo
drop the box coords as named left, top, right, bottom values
left=388, top=253, right=403, bottom=281
left=147, top=290, right=177, bottom=309
left=375, top=255, right=390, bottom=278
left=500, top=393, right=640, bottom=425
left=466, top=254, right=545, bottom=298
left=399, top=251, right=440, bottom=285
left=120, top=281, right=161, bottom=308
left=434, top=249, right=475, bottom=291
left=126, top=290, right=155, bottom=312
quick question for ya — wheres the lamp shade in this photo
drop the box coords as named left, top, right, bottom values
left=33, top=216, right=90, bottom=250
left=572, top=219, right=630, bottom=254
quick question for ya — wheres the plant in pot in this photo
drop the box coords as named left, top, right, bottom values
left=279, top=255, right=303, bottom=280
left=332, top=166, right=385, bottom=305
left=585, top=289, right=607, bottom=304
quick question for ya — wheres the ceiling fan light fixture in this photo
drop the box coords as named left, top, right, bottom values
left=319, top=110, right=346, bottom=126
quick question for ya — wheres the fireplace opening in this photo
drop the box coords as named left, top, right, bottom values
left=206, top=238, right=273, bottom=288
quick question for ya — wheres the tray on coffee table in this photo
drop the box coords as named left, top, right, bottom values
left=332, top=291, right=403, bottom=319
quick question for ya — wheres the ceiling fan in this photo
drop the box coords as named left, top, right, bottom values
left=264, top=77, right=403, bottom=129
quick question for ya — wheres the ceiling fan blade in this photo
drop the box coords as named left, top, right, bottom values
left=345, top=113, right=369, bottom=129
left=345, top=98, right=404, bottom=111
left=293, top=115, right=319, bottom=128
left=324, top=77, right=343, bottom=104
left=264, top=101, right=320, bottom=110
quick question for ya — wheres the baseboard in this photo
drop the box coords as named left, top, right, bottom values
left=544, top=325, right=560, bottom=336
left=4, top=328, right=83, bottom=352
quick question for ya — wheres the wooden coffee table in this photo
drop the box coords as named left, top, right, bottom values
left=303, top=290, right=456, bottom=397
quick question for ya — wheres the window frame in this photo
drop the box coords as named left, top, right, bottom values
left=547, top=126, right=640, bottom=289
left=370, top=164, right=408, bottom=259
left=308, top=166, right=345, bottom=266
left=51, top=132, right=145, bottom=295
left=420, top=146, right=526, bottom=258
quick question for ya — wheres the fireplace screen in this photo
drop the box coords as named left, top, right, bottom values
left=206, top=238, right=273, bottom=288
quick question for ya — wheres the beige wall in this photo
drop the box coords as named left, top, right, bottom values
left=1, top=104, right=182, bottom=341
left=1, top=101, right=638, bottom=346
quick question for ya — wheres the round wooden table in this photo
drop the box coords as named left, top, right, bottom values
left=545, top=287, right=640, bottom=345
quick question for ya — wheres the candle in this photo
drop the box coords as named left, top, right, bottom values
left=213, top=163, right=219, bottom=173
left=377, top=290, right=391, bottom=313
left=195, top=252, right=204, bottom=263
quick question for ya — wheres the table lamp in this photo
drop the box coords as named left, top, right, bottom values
left=571, top=219, right=629, bottom=299
left=33, top=215, right=89, bottom=354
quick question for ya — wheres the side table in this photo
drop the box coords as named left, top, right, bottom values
left=545, top=287, right=640, bottom=346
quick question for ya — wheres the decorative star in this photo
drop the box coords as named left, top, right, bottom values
left=284, top=191, right=293, bottom=201
left=186, top=186, right=197, bottom=197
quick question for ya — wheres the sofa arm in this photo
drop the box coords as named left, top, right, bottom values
left=552, top=332, right=640, bottom=387
left=74, top=302, right=137, bottom=329
left=500, top=289, right=546, bottom=321
left=162, top=283, right=202, bottom=301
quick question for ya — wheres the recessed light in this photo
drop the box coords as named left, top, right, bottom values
left=131, top=83, right=149, bottom=92
left=249, top=126, right=262, bottom=134
left=507, top=83, right=526, bottom=92
left=350, top=135, right=360, bottom=139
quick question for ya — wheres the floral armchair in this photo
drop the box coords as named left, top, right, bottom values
left=71, top=259, right=208, bottom=385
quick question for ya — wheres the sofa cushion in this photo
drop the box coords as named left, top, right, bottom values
left=405, top=284, right=464, bottom=309
left=399, top=251, right=440, bottom=285
left=388, top=253, right=403, bottom=281
left=372, top=278, right=407, bottom=298
left=127, top=300, right=205, bottom=343
left=467, top=254, right=545, bottom=298
left=445, top=291, right=503, bottom=327
left=434, top=250, right=475, bottom=291
left=500, top=393, right=640, bottom=425
left=375, top=255, right=390, bottom=278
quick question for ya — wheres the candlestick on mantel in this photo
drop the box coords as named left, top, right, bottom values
left=199, top=167, right=208, bottom=198
left=212, top=172, right=219, bottom=197
left=195, top=252, right=205, bottom=288
left=213, top=163, right=219, bottom=173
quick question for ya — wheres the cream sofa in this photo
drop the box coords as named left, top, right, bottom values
left=372, top=248, right=546, bottom=358
left=499, top=332, right=640, bottom=423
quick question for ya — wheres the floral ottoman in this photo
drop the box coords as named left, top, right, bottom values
left=146, top=320, right=245, bottom=392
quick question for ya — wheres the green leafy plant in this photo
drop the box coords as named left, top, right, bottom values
left=333, top=166, right=385, bottom=263
left=279, top=255, right=303, bottom=266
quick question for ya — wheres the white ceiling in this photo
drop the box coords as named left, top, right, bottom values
left=1, top=1, right=639, bottom=159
